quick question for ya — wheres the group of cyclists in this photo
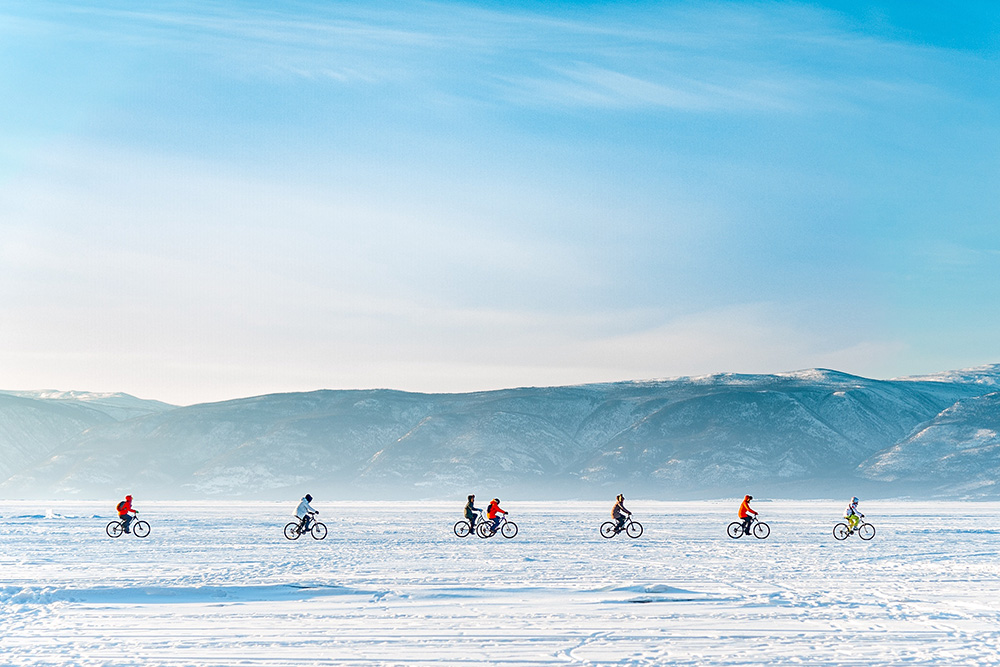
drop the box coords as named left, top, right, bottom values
left=111, top=492, right=868, bottom=539
left=463, top=494, right=508, bottom=534
left=737, top=494, right=865, bottom=536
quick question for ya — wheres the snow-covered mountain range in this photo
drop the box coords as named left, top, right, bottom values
left=2, top=366, right=999, bottom=500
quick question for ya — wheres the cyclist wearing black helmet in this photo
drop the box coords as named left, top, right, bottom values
left=296, top=494, right=318, bottom=533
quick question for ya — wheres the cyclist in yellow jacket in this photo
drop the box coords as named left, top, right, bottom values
left=845, top=497, right=863, bottom=533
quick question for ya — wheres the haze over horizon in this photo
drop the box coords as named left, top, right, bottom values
left=2, top=1, right=998, bottom=406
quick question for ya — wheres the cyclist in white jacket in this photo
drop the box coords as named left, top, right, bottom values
left=296, top=494, right=318, bottom=532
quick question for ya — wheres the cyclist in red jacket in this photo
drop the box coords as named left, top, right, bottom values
left=487, top=498, right=507, bottom=532
left=117, top=495, right=136, bottom=534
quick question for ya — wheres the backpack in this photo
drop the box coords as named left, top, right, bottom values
left=116, top=500, right=127, bottom=513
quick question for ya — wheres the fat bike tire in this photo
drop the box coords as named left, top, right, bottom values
left=753, top=522, right=770, bottom=539
left=600, top=522, right=617, bottom=539
left=107, top=521, right=124, bottom=538
left=133, top=520, right=151, bottom=538
left=626, top=521, right=643, bottom=538
left=858, top=523, right=876, bottom=540
left=727, top=522, right=744, bottom=539
left=284, top=522, right=301, bottom=540
left=501, top=522, right=518, bottom=539
left=454, top=521, right=472, bottom=538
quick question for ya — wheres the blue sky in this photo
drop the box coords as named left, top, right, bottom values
left=1, top=1, right=998, bottom=405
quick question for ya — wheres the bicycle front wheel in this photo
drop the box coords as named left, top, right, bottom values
left=600, top=522, right=617, bottom=538
left=501, top=521, right=518, bottom=539
left=283, top=522, right=301, bottom=540
left=311, top=522, right=328, bottom=540
left=626, top=521, right=643, bottom=538
left=133, top=520, right=151, bottom=538
left=727, top=522, right=744, bottom=539
left=833, top=523, right=849, bottom=540
left=476, top=522, right=493, bottom=538
left=753, top=522, right=770, bottom=539
left=858, top=523, right=876, bottom=540
left=454, top=521, right=471, bottom=538
left=106, top=521, right=124, bottom=538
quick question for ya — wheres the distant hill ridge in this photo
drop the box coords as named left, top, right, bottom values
left=1, top=365, right=999, bottom=499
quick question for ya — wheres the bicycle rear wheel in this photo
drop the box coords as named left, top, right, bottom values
left=626, top=521, right=643, bottom=538
left=501, top=521, right=518, bottom=539
left=727, top=522, right=744, bottom=539
left=311, top=522, right=328, bottom=540
left=106, top=521, right=124, bottom=538
left=600, top=522, right=617, bottom=538
left=283, top=522, right=301, bottom=540
left=476, top=522, right=491, bottom=538
left=833, top=523, right=849, bottom=540
left=753, top=522, right=770, bottom=539
left=454, top=521, right=471, bottom=538
left=133, top=520, right=151, bottom=538
left=858, top=523, right=875, bottom=540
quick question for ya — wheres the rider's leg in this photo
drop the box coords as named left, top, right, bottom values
left=492, top=516, right=500, bottom=531
left=742, top=516, right=752, bottom=534
left=848, top=514, right=860, bottom=530
left=122, top=514, right=133, bottom=533
left=615, top=515, right=626, bottom=531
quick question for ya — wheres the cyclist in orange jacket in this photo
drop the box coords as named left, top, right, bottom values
left=117, top=495, right=136, bottom=534
left=612, top=494, right=632, bottom=532
left=487, top=498, right=507, bottom=532
left=738, top=495, right=757, bottom=535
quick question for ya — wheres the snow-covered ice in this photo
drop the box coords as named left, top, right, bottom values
left=2, top=500, right=1000, bottom=665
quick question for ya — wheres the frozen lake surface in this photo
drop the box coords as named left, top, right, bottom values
left=2, top=499, right=999, bottom=665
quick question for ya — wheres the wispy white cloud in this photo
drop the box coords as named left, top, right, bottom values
left=3, top=0, right=976, bottom=109
left=502, top=63, right=803, bottom=111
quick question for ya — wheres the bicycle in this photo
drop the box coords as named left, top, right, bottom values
left=833, top=515, right=875, bottom=541
left=476, top=514, right=518, bottom=539
left=106, top=513, right=150, bottom=538
left=727, top=515, right=770, bottom=539
left=454, top=511, right=483, bottom=538
left=600, top=515, right=643, bottom=539
left=283, top=511, right=327, bottom=540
